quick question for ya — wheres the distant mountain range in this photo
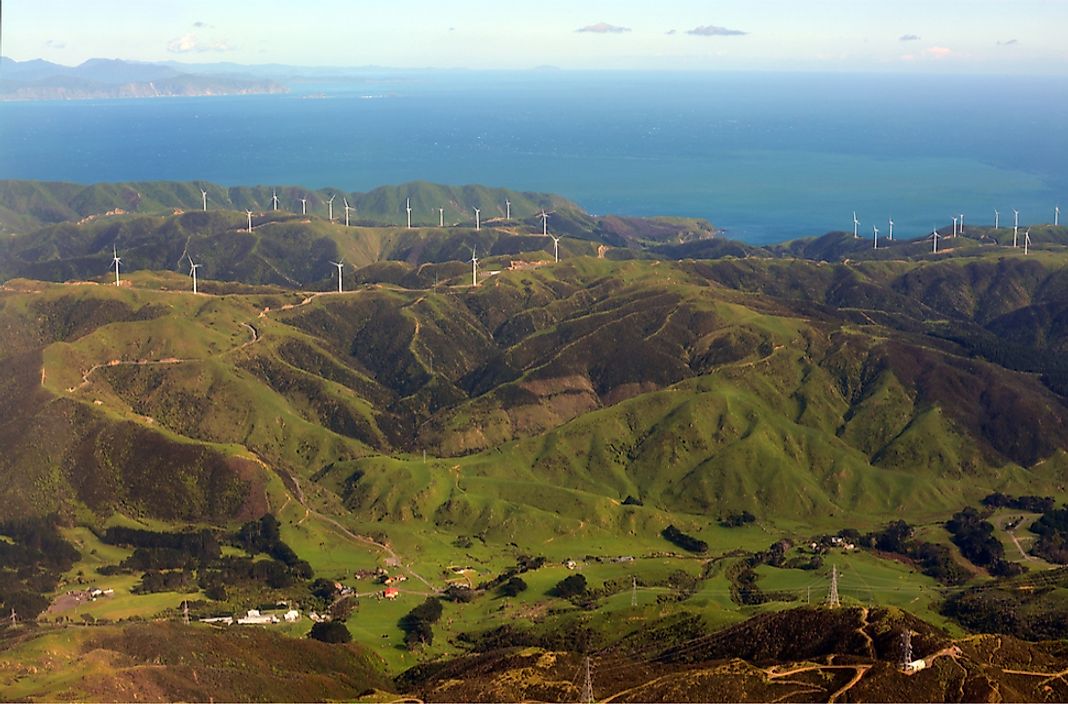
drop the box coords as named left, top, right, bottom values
left=0, top=57, right=287, bottom=100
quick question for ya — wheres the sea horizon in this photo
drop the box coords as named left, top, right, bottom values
left=1, top=69, right=1065, bottom=245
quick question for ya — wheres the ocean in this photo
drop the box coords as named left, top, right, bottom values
left=1, top=70, right=1065, bottom=244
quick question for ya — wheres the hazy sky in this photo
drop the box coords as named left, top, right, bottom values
left=4, top=0, right=1067, bottom=73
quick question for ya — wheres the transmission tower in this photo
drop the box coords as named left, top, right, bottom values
left=580, top=656, right=594, bottom=704
left=825, top=565, right=841, bottom=608
left=9, top=607, right=16, bottom=627
left=631, top=577, right=638, bottom=608
left=182, top=600, right=190, bottom=625
left=900, top=630, right=913, bottom=668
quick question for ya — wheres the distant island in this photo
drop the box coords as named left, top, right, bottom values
left=0, top=57, right=287, bottom=101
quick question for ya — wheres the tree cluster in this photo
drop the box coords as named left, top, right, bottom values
left=945, top=508, right=1024, bottom=577
left=399, top=597, right=443, bottom=648
left=661, top=525, right=708, bottom=554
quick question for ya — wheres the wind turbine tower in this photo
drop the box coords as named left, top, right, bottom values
left=1057, top=205, right=1061, bottom=227
left=200, top=189, right=208, bottom=212
left=888, top=217, right=894, bottom=241
left=539, top=210, right=552, bottom=236
left=246, top=209, right=254, bottom=233
left=853, top=212, right=859, bottom=239
left=406, top=198, right=413, bottom=229
left=299, top=197, right=308, bottom=215
left=1013, top=209, right=1020, bottom=247
left=931, top=229, right=940, bottom=254
left=188, top=257, right=201, bottom=294
left=994, top=209, right=1000, bottom=229
left=473, top=207, right=481, bottom=231
left=111, top=245, right=122, bottom=286
left=470, top=247, right=479, bottom=287
left=873, top=225, right=879, bottom=250
left=327, top=195, right=336, bottom=222
left=959, top=213, right=964, bottom=235
left=1024, top=229, right=1032, bottom=255
left=343, top=198, right=354, bottom=227
left=271, top=189, right=279, bottom=211
left=505, top=199, right=512, bottom=220
left=438, top=208, right=445, bottom=228
left=547, top=234, right=561, bottom=262
left=952, top=216, right=958, bottom=238
left=330, top=260, right=345, bottom=293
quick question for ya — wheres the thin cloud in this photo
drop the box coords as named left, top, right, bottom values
left=926, top=46, right=952, bottom=58
left=167, top=33, right=234, bottom=53
left=193, top=21, right=208, bottom=28
left=998, top=39, right=1019, bottom=46
left=576, top=22, right=631, bottom=34
left=899, top=34, right=921, bottom=42
left=687, top=25, right=748, bottom=37
left=44, top=39, right=66, bottom=49
left=666, top=29, right=677, bottom=35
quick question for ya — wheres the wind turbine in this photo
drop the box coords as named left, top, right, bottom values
left=505, top=199, right=512, bottom=220
left=930, top=229, right=941, bottom=254
left=200, top=188, right=208, bottom=212
left=546, top=234, right=561, bottom=262
left=538, top=210, right=554, bottom=236
left=327, top=195, right=336, bottom=221
left=952, top=215, right=958, bottom=237
left=438, top=207, right=445, bottom=228
left=873, top=225, right=879, bottom=250
left=469, top=247, right=479, bottom=287
left=1013, top=209, right=1020, bottom=247
left=888, top=217, right=894, bottom=241
left=853, top=211, right=859, bottom=239
left=343, top=198, right=354, bottom=227
left=994, top=209, right=1000, bottom=229
left=1057, top=205, right=1061, bottom=227
left=246, top=209, right=254, bottom=233
left=111, top=245, right=122, bottom=286
left=406, top=198, right=412, bottom=229
left=959, top=213, right=964, bottom=236
left=473, top=207, right=481, bottom=231
left=299, top=197, right=307, bottom=215
left=188, top=256, right=201, bottom=294
left=271, top=189, right=280, bottom=211
left=1024, top=229, right=1032, bottom=255
left=330, top=260, right=344, bottom=293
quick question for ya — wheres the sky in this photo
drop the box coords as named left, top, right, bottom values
left=3, top=0, right=1067, bottom=73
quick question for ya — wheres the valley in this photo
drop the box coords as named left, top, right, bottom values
left=2, top=180, right=1068, bottom=701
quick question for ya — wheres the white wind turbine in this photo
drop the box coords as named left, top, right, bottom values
left=469, top=247, right=479, bottom=287
left=473, top=207, right=481, bottom=231
left=200, top=188, right=208, bottom=212
left=330, top=260, right=345, bottom=293
left=111, top=245, right=122, bottom=286
left=538, top=210, right=554, bottom=236
left=546, top=233, right=562, bottom=262
left=271, top=189, right=280, bottom=211
left=994, top=209, right=1000, bottom=229
left=438, top=207, right=445, bottom=228
left=888, top=217, right=894, bottom=241
left=188, top=256, right=201, bottom=294
left=952, top=216, right=958, bottom=238
left=1024, top=228, right=1032, bottom=255
left=1056, top=205, right=1061, bottom=227
left=1013, top=209, right=1020, bottom=247
left=853, top=211, right=859, bottom=239
left=299, top=197, right=308, bottom=215
left=327, top=195, right=336, bottom=221
left=406, top=197, right=413, bottom=229
left=246, top=209, right=254, bottom=233
left=959, top=213, right=964, bottom=235
left=930, top=229, right=941, bottom=254
left=505, top=199, right=512, bottom=220
left=343, top=198, right=354, bottom=227
left=873, top=225, right=879, bottom=250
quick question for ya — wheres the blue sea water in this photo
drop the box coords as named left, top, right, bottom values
left=1, top=71, right=1066, bottom=244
